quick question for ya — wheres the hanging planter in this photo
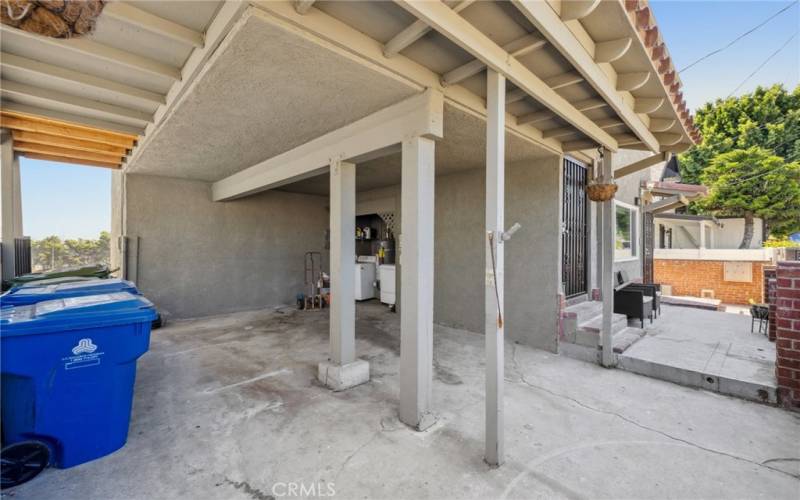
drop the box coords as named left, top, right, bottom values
left=586, top=177, right=618, bottom=202
left=1, top=0, right=106, bottom=39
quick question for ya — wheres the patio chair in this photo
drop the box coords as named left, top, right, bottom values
left=615, top=270, right=661, bottom=318
left=614, top=284, right=654, bottom=328
left=749, top=302, right=769, bottom=335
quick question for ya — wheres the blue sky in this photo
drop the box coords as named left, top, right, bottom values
left=19, top=1, right=800, bottom=240
left=21, top=158, right=111, bottom=240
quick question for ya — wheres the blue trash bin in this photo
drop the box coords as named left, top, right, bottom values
left=7, top=276, right=100, bottom=293
left=1, top=278, right=139, bottom=307
left=1, top=292, right=157, bottom=468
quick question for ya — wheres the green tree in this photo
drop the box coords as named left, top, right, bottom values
left=681, top=84, right=800, bottom=189
left=696, top=147, right=800, bottom=248
left=31, top=232, right=110, bottom=271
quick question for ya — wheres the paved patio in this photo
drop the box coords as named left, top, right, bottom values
left=11, top=302, right=799, bottom=499
left=619, top=304, right=778, bottom=403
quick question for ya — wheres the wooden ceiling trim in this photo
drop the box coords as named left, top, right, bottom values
left=0, top=110, right=137, bottom=148
left=13, top=141, right=124, bottom=164
left=19, top=152, right=120, bottom=169
left=11, top=130, right=128, bottom=155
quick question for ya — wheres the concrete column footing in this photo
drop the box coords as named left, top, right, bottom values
left=317, top=359, right=370, bottom=391
left=402, top=411, right=438, bottom=432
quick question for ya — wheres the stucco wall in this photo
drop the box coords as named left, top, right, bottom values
left=122, top=174, right=329, bottom=319
left=433, top=157, right=562, bottom=351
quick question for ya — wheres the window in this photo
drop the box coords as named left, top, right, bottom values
left=615, top=202, right=638, bottom=260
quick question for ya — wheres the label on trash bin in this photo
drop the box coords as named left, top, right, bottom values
left=62, top=337, right=104, bottom=370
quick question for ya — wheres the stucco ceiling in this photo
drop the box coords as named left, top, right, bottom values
left=278, top=103, right=553, bottom=196
left=128, top=10, right=418, bottom=181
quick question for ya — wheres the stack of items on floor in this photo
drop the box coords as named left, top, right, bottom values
left=0, top=276, right=158, bottom=488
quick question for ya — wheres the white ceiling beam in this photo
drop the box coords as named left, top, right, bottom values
left=511, top=0, right=659, bottom=152
left=542, top=126, right=575, bottom=139
left=634, top=98, right=665, bottom=114
left=1, top=80, right=151, bottom=128
left=595, top=118, right=624, bottom=129
left=649, top=118, right=677, bottom=132
left=103, top=2, right=204, bottom=48
left=544, top=71, right=584, bottom=90
left=384, top=0, right=475, bottom=58
left=441, top=33, right=546, bottom=86
left=0, top=101, right=144, bottom=136
left=654, top=133, right=682, bottom=146
left=0, top=24, right=180, bottom=82
left=616, top=72, right=651, bottom=92
left=395, top=0, right=617, bottom=149
left=562, top=139, right=596, bottom=151
left=294, top=0, right=316, bottom=14
left=212, top=90, right=444, bottom=201
left=613, top=134, right=642, bottom=147
left=517, top=98, right=606, bottom=126
left=559, top=0, right=602, bottom=21
left=645, top=194, right=689, bottom=214
left=0, top=52, right=165, bottom=109
left=594, top=37, right=632, bottom=63
left=615, top=151, right=668, bottom=178
left=506, top=88, right=528, bottom=105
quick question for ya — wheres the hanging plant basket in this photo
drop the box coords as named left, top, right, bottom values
left=1, top=0, right=106, bottom=39
left=586, top=181, right=618, bottom=202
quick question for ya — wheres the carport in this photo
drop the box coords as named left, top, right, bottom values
left=1, top=0, right=698, bottom=467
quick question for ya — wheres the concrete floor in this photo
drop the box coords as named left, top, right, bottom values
left=11, top=302, right=800, bottom=499
left=619, top=305, right=778, bottom=403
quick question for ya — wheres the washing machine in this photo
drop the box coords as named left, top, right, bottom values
left=355, top=256, right=377, bottom=300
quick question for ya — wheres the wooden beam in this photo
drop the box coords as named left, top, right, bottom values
left=645, top=194, right=689, bottom=214
left=0, top=24, right=180, bottom=82
left=11, top=130, right=128, bottom=155
left=560, top=0, right=602, bottom=21
left=595, top=118, right=624, bottom=129
left=517, top=98, right=606, bottom=126
left=511, top=0, right=659, bottom=152
left=506, top=88, right=528, bottom=105
left=1, top=80, right=152, bottom=127
left=395, top=0, right=617, bottom=149
left=614, top=151, right=668, bottom=178
left=594, top=37, right=632, bottom=63
left=103, top=2, right=204, bottom=48
left=562, top=139, right=596, bottom=151
left=544, top=71, right=584, bottom=90
left=441, top=33, right=546, bottom=86
left=0, top=101, right=144, bottom=136
left=616, top=72, right=651, bottom=91
left=295, top=0, right=316, bottom=14
left=212, top=90, right=444, bottom=201
left=1, top=53, right=165, bottom=108
left=1, top=111, right=137, bottom=148
left=613, top=134, right=642, bottom=147
left=542, top=126, right=576, bottom=139
left=14, top=142, right=123, bottom=163
left=384, top=0, right=475, bottom=58
left=634, top=98, right=664, bottom=114
left=654, top=133, right=682, bottom=146
left=18, top=152, right=120, bottom=169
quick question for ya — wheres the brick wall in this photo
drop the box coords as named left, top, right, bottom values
left=764, top=267, right=777, bottom=341
left=775, top=261, right=800, bottom=410
left=654, top=259, right=766, bottom=305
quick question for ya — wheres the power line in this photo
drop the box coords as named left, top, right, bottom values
left=679, top=1, right=798, bottom=73
left=727, top=31, right=798, bottom=98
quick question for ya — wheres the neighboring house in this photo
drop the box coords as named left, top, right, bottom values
left=654, top=213, right=765, bottom=249
left=0, top=1, right=698, bottom=441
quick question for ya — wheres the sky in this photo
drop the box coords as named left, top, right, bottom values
left=18, top=1, right=800, bottom=240
left=650, top=0, right=800, bottom=111
left=20, top=158, right=111, bottom=240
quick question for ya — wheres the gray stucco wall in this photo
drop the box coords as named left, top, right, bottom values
left=122, top=174, right=328, bottom=319
left=434, top=157, right=562, bottom=352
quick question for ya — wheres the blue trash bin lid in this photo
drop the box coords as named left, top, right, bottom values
left=1, top=292, right=157, bottom=337
left=1, top=279, right=139, bottom=307
left=7, top=276, right=100, bottom=292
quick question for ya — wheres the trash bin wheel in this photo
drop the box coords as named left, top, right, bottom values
left=1, top=441, right=50, bottom=489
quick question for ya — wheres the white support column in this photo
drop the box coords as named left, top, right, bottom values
left=600, top=148, right=615, bottom=367
left=699, top=222, right=707, bottom=249
left=318, top=159, right=369, bottom=391
left=485, top=69, right=506, bottom=466
left=0, top=131, right=23, bottom=282
left=399, top=135, right=436, bottom=431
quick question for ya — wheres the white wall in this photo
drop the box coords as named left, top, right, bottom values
left=656, top=217, right=764, bottom=249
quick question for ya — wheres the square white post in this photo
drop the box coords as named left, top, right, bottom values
left=0, top=132, right=22, bottom=282
left=318, top=159, right=369, bottom=391
left=600, top=147, right=615, bottom=367
left=485, top=69, right=505, bottom=466
left=399, top=135, right=436, bottom=430
left=699, top=221, right=706, bottom=249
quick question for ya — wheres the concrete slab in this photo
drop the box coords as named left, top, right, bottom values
left=619, top=305, right=778, bottom=404
left=12, top=302, right=799, bottom=499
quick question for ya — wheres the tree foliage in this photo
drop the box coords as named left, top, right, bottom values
left=679, top=84, right=800, bottom=241
left=32, top=231, right=110, bottom=272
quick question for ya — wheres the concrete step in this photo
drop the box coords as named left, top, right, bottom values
left=559, top=326, right=646, bottom=364
left=565, top=300, right=603, bottom=324
left=568, top=314, right=628, bottom=348
left=604, top=327, right=646, bottom=354
left=579, top=313, right=628, bottom=335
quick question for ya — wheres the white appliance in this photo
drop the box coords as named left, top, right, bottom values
left=355, top=256, right=377, bottom=300
left=379, top=264, right=396, bottom=305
